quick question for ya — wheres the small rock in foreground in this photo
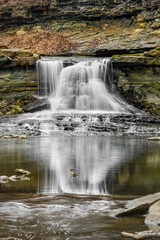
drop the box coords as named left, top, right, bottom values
left=0, top=175, right=9, bottom=183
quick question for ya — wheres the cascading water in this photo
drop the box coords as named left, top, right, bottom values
left=37, top=57, right=131, bottom=113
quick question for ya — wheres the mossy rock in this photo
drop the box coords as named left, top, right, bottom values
left=6, top=105, right=23, bottom=115
left=112, top=54, right=146, bottom=65
left=2, top=49, right=33, bottom=58
left=144, top=48, right=160, bottom=58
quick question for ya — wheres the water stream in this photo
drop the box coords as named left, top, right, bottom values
left=37, top=57, right=134, bottom=113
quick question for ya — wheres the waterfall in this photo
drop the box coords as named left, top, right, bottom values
left=37, top=57, right=129, bottom=113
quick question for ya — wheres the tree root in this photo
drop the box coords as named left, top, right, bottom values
left=121, top=230, right=160, bottom=239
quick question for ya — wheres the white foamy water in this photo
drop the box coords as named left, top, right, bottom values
left=37, top=58, right=131, bottom=113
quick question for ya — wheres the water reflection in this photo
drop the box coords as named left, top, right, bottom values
left=38, top=136, right=160, bottom=195
left=0, top=136, right=160, bottom=195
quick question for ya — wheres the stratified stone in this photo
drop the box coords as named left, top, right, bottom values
left=0, top=49, right=39, bottom=68
left=0, top=56, right=10, bottom=66
left=23, top=97, right=51, bottom=113
left=2, top=49, right=33, bottom=57
left=111, top=192, right=160, bottom=217
left=112, top=54, right=147, bottom=66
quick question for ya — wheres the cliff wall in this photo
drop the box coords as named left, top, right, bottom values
left=0, top=0, right=159, bottom=26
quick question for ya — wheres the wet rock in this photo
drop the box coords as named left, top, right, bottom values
left=148, top=137, right=160, bottom=141
left=15, top=169, right=31, bottom=175
left=3, top=135, right=12, bottom=139
left=12, top=135, right=19, bottom=138
left=9, top=175, right=30, bottom=182
left=0, top=175, right=9, bottom=183
left=19, top=135, right=27, bottom=139
left=0, top=112, right=159, bottom=136
left=112, top=192, right=160, bottom=217
left=145, top=200, right=160, bottom=227
left=23, top=97, right=51, bottom=113
left=6, top=105, right=23, bottom=115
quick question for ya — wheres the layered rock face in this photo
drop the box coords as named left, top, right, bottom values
left=0, top=0, right=159, bottom=114
left=0, top=0, right=159, bottom=27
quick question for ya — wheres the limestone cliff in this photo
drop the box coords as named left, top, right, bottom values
left=0, top=0, right=160, bottom=55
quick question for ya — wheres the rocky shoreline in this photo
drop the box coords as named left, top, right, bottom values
left=0, top=112, right=159, bottom=137
left=110, top=192, right=160, bottom=239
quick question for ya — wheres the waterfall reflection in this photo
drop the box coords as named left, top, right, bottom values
left=39, top=136, right=143, bottom=195
left=0, top=137, right=159, bottom=195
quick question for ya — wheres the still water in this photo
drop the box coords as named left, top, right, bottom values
left=0, top=135, right=160, bottom=239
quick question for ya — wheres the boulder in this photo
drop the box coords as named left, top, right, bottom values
left=111, top=192, right=160, bottom=217
left=145, top=200, right=160, bottom=227
left=23, top=97, right=51, bottom=113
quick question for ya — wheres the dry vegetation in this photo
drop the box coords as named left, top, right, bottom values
left=0, top=30, right=78, bottom=55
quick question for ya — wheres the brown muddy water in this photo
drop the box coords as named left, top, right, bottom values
left=0, top=135, right=160, bottom=240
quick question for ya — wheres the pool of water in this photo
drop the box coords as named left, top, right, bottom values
left=0, top=135, right=160, bottom=239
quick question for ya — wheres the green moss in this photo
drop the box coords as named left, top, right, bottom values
left=144, top=48, right=160, bottom=58
left=112, top=53, right=144, bottom=57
